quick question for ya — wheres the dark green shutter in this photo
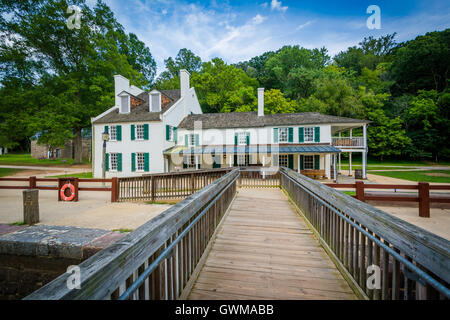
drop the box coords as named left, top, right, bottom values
left=288, top=128, right=294, bottom=143
left=246, top=132, right=250, bottom=146
left=273, top=128, right=279, bottom=143
left=195, top=134, right=200, bottom=146
left=105, top=153, right=109, bottom=172
left=174, top=127, right=178, bottom=143
left=288, top=155, right=294, bottom=169
left=117, top=153, right=122, bottom=172
left=314, top=155, right=320, bottom=170
left=131, top=125, right=135, bottom=141
left=300, top=155, right=304, bottom=170
left=185, top=135, right=188, bottom=147
left=183, top=156, right=187, bottom=169
left=131, top=153, right=136, bottom=172
left=234, top=134, right=238, bottom=145
left=144, top=153, right=150, bottom=172
left=299, top=127, right=304, bottom=143
left=116, top=125, right=122, bottom=141
left=104, top=126, right=109, bottom=134
left=166, top=125, right=170, bottom=141
left=234, top=155, right=237, bottom=166
left=314, top=127, right=320, bottom=142
left=144, top=124, right=149, bottom=140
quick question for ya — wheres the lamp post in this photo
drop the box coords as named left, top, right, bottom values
left=102, top=130, right=110, bottom=185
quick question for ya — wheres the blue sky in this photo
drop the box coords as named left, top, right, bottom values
left=88, top=0, right=450, bottom=74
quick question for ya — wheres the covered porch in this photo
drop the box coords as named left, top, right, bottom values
left=163, top=145, right=342, bottom=181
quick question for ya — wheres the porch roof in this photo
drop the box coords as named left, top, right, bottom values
left=164, top=145, right=341, bottom=155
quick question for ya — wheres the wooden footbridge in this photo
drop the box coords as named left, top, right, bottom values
left=26, top=168, right=450, bottom=300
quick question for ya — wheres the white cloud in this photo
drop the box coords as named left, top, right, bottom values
left=296, top=20, right=314, bottom=31
left=270, top=0, right=288, bottom=13
left=252, top=14, right=266, bottom=25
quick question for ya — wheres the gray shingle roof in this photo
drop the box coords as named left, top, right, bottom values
left=92, top=90, right=182, bottom=124
left=178, top=112, right=369, bottom=129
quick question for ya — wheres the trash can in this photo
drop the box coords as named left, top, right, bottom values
left=354, top=169, right=363, bottom=179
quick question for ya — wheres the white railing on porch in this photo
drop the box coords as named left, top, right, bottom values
left=332, top=137, right=364, bottom=148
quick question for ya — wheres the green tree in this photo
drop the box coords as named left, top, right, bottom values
left=390, top=29, right=449, bottom=94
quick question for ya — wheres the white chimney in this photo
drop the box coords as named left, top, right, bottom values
left=258, top=88, right=265, bottom=117
left=180, top=69, right=190, bottom=98
left=114, top=75, right=130, bottom=107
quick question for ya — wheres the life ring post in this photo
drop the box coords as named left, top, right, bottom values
left=58, top=178, right=79, bottom=202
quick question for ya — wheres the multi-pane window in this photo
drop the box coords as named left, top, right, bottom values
left=279, top=155, right=288, bottom=168
left=279, top=128, right=288, bottom=143
left=189, top=134, right=196, bottom=146
left=136, top=125, right=145, bottom=140
left=304, top=155, right=314, bottom=170
left=109, top=126, right=117, bottom=141
left=136, top=153, right=146, bottom=171
left=238, top=132, right=247, bottom=145
left=185, top=155, right=196, bottom=169
left=305, top=127, right=315, bottom=142
left=110, top=153, right=118, bottom=171
left=237, top=155, right=249, bottom=166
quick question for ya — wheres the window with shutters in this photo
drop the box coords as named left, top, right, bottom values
left=304, top=155, right=314, bottom=170
left=136, top=153, right=146, bottom=172
left=305, top=127, right=314, bottom=142
left=110, top=153, right=118, bottom=171
left=109, top=126, right=117, bottom=141
left=238, top=132, right=247, bottom=145
left=136, top=124, right=145, bottom=140
left=279, top=128, right=288, bottom=142
left=279, top=155, right=288, bottom=168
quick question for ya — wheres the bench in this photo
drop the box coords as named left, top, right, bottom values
left=301, top=170, right=326, bottom=179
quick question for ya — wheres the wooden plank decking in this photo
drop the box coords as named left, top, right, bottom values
left=188, top=188, right=357, bottom=300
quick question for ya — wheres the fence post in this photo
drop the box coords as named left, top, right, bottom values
left=418, top=182, right=430, bottom=218
left=111, top=177, right=118, bottom=202
left=29, top=176, right=37, bottom=189
left=74, top=178, right=79, bottom=202
left=23, top=189, right=39, bottom=225
left=355, top=181, right=365, bottom=202
left=151, top=176, right=155, bottom=203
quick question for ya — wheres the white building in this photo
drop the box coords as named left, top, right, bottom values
left=92, top=71, right=369, bottom=179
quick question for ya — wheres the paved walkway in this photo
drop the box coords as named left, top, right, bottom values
left=188, top=188, right=356, bottom=300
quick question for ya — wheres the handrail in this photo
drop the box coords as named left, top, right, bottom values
left=280, top=167, right=450, bottom=300
left=25, top=169, right=239, bottom=300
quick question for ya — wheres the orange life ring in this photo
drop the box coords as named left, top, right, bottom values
left=60, top=183, right=76, bottom=202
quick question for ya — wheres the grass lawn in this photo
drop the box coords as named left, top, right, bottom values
left=0, top=153, right=90, bottom=167
left=369, top=170, right=450, bottom=183
left=339, top=157, right=450, bottom=167
left=47, top=172, right=93, bottom=179
left=0, top=168, right=24, bottom=177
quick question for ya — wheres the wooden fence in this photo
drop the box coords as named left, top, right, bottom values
left=0, top=176, right=118, bottom=202
left=281, top=167, right=450, bottom=300
left=326, top=181, right=450, bottom=218
left=25, top=169, right=239, bottom=300
left=117, top=168, right=232, bottom=202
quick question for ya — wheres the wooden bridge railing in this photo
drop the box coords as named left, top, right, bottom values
left=238, top=168, right=281, bottom=188
left=25, top=169, right=239, bottom=300
left=280, top=167, right=450, bottom=300
left=117, top=168, right=232, bottom=202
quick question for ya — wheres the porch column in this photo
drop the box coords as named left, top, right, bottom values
left=349, top=152, right=352, bottom=176
left=338, top=153, right=341, bottom=175
left=363, top=124, right=367, bottom=179
left=334, top=154, right=338, bottom=183
left=297, top=155, right=300, bottom=174
left=229, top=154, right=232, bottom=167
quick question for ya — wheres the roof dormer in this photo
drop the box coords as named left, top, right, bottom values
left=117, top=91, right=131, bottom=114
left=149, top=90, right=161, bottom=112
